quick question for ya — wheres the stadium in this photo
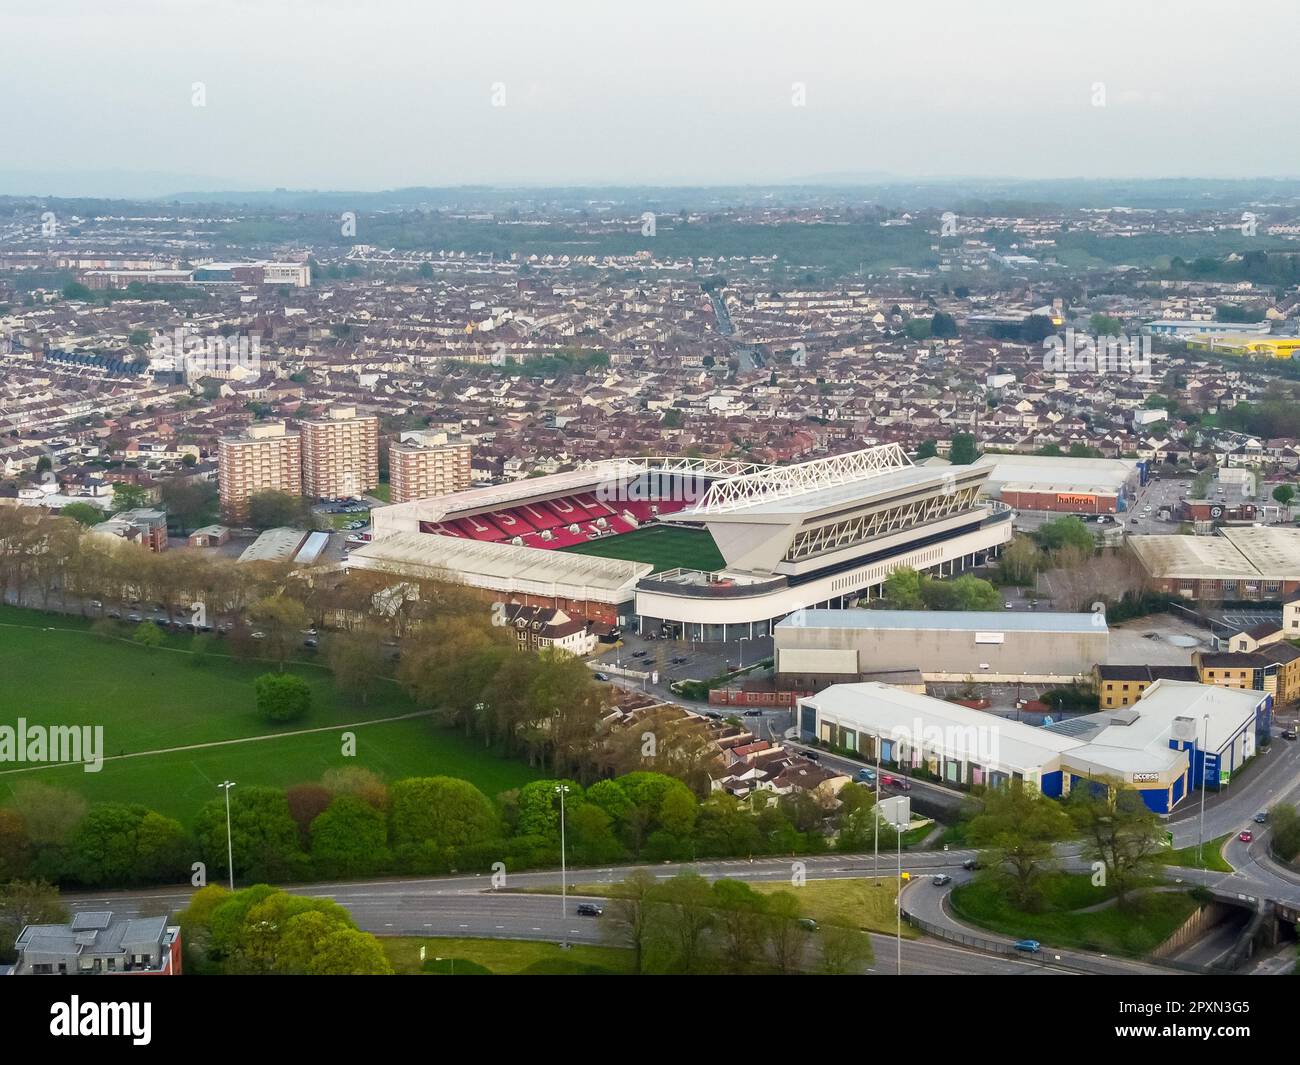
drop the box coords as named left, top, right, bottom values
left=349, top=444, right=1015, bottom=639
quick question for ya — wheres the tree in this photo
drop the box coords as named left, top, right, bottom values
left=0, top=809, right=32, bottom=881
left=601, top=868, right=657, bottom=973
left=1273, top=484, right=1295, bottom=507
left=949, top=433, right=979, bottom=465
left=254, top=672, right=312, bottom=723
left=711, top=878, right=769, bottom=973
left=58, top=503, right=103, bottom=527
left=0, top=881, right=67, bottom=965
left=652, top=872, right=716, bottom=973
left=1090, top=313, right=1123, bottom=336
left=1036, top=515, right=1095, bottom=554
left=388, top=777, right=499, bottom=861
left=764, top=891, right=811, bottom=974
left=1067, top=780, right=1164, bottom=908
left=915, top=440, right=938, bottom=460
left=325, top=628, right=386, bottom=704
left=997, top=536, right=1043, bottom=585
left=194, top=786, right=307, bottom=883
left=966, top=786, right=1073, bottom=909
left=133, top=621, right=165, bottom=648
left=310, top=796, right=391, bottom=878
left=159, top=479, right=219, bottom=532
left=110, top=483, right=150, bottom=512
left=247, top=490, right=311, bottom=530
left=883, top=566, right=925, bottom=609
left=248, top=594, right=311, bottom=669
left=931, top=311, right=959, bottom=339
left=816, top=924, right=872, bottom=974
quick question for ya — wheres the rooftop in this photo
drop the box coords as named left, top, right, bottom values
left=778, top=607, right=1106, bottom=634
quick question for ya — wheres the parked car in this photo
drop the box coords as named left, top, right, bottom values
left=1238, top=830, right=1253, bottom=843
left=106, top=610, right=121, bottom=619
left=250, top=631, right=266, bottom=640
left=742, top=709, right=763, bottom=717
left=1013, top=939, right=1041, bottom=953
left=593, top=672, right=610, bottom=682
left=575, top=903, right=603, bottom=917
left=1004, top=601, right=1014, bottom=609
left=89, top=600, right=102, bottom=609
left=797, top=918, right=819, bottom=932
left=127, top=613, right=142, bottom=623
left=802, top=750, right=820, bottom=761
left=704, top=711, right=723, bottom=720
left=932, top=874, right=952, bottom=886
left=671, top=656, right=687, bottom=665
left=856, top=768, right=876, bottom=784
left=1283, top=729, right=1298, bottom=741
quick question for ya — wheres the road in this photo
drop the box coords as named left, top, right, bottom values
left=60, top=852, right=1088, bottom=975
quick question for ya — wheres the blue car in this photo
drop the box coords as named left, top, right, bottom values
left=856, top=769, right=876, bottom=784
left=1013, top=939, right=1041, bottom=953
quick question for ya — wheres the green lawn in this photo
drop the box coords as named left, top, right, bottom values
left=1160, top=835, right=1234, bottom=873
left=560, top=525, right=724, bottom=573
left=526, top=876, right=910, bottom=937
left=381, top=936, right=633, bottom=975
left=0, top=612, right=538, bottom=822
left=949, top=874, right=1200, bottom=956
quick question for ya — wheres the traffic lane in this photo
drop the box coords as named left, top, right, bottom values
left=899, top=875, right=1182, bottom=976
left=1169, top=736, right=1300, bottom=843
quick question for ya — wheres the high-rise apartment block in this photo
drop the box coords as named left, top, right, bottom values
left=217, top=421, right=302, bottom=522
left=389, top=431, right=473, bottom=503
left=301, top=406, right=379, bottom=501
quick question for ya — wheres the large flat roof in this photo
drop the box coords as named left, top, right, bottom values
left=976, top=454, right=1139, bottom=495
left=1130, top=527, right=1300, bottom=581
left=778, top=607, right=1106, bottom=634
left=346, top=530, right=651, bottom=598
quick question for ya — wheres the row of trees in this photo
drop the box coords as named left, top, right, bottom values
left=601, top=870, right=871, bottom=975
left=879, top=566, right=1002, bottom=611
left=0, top=771, right=889, bottom=891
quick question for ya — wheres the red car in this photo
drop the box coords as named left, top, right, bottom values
left=1238, top=830, right=1253, bottom=843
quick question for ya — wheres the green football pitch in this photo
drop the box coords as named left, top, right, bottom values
left=559, top=525, right=724, bottom=572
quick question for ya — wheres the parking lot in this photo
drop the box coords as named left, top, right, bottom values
left=591, top=630, right=774, bottom=684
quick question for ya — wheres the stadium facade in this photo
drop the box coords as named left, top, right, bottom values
left=351, top=445, right=1014, bottom=638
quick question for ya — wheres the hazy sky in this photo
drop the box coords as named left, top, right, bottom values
left=3, top=0, right=1298, bottom=192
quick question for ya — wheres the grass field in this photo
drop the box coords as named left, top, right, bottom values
left=949, top=874, right=1200, bottom=956
left=560, top=525, right=724, bottom=572
left=526, top=876, right=910, bottom=937
left=0, top=611, right=538, bottom=822
left=1159, top=835, right=1234, bottom=872
left=381, top=936, right=633, bottom=975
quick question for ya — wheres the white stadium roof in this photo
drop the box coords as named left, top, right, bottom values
left=345, top=530, right=651, bottom=603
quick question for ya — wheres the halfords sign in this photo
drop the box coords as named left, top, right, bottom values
left=1056, top=493, right=1097, bottom=506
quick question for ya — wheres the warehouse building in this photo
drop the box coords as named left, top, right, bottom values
left=799, top=679, right=1270, bottom=814
left=1130, top=526, right=1300, bottom=602
left=774, top=608, right=1107, bottom=686
left=974, top=454, right=1144, bottom=515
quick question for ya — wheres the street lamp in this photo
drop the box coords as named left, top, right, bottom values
left=555, top=784, right=571, bottom=943
left=217, top=781, right=236, bottom=890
